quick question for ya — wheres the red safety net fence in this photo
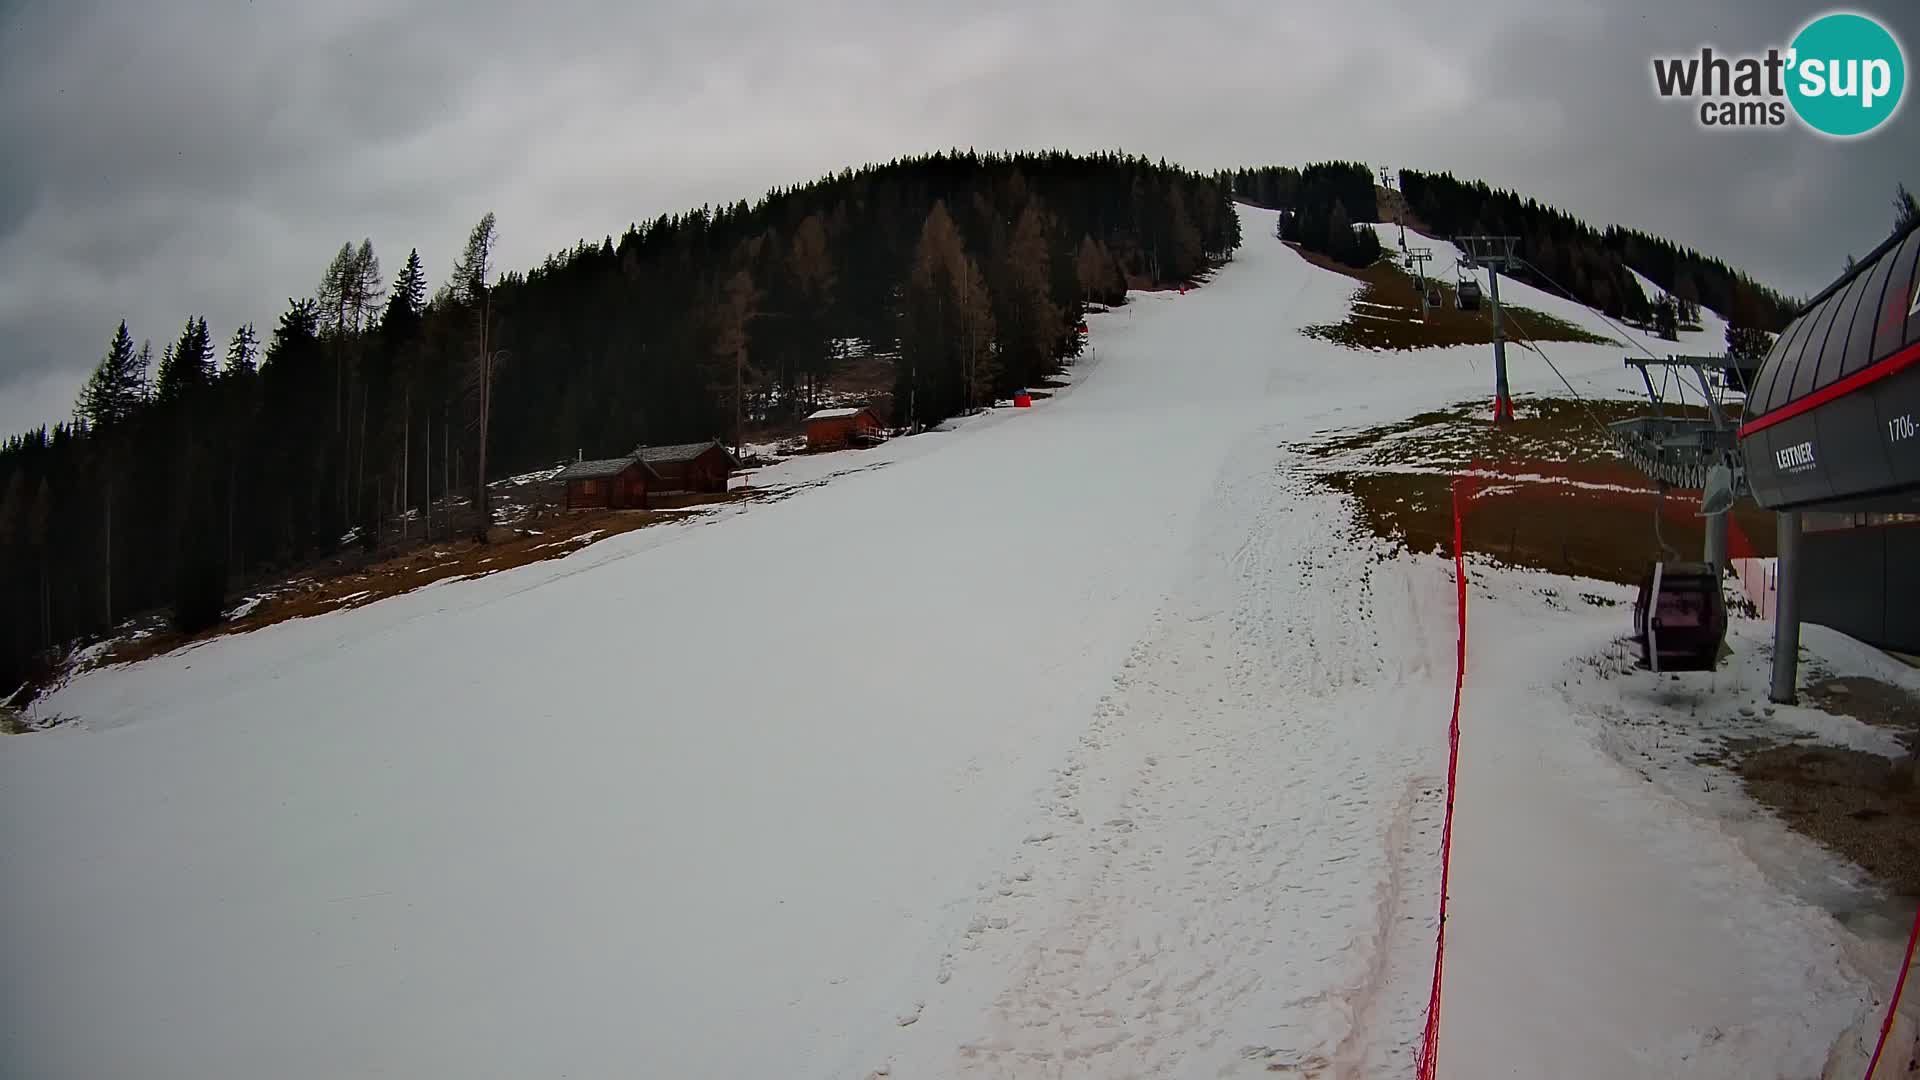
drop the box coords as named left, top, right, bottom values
left=1414, top=474, right=1472, bottom=1079
left=1864, top=905, right=1920, bottom=1079
left=1411, top=467, right=1916, bottom=1080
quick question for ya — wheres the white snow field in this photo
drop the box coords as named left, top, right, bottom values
left=1, top=205, right=1878, bottom=1079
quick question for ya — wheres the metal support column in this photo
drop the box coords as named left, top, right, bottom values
left=1769, top=511, right=1802, bottom=704
left=1488, top=269, right=1512, bottom=422
left=1705, top=512, right=1728, bottom=571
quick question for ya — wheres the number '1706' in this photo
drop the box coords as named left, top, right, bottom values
left=1893, top=415, right=1917, bottom=441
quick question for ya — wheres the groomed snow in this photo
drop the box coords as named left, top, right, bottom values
left=0, top=205, right=1878, bottom=1079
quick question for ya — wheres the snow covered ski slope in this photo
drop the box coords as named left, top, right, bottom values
left=1, top=205, right=1871, bottom=1078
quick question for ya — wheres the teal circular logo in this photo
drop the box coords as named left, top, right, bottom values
left=1787, top=12, right=1906, bottom=137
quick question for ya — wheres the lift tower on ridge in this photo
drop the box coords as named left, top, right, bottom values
left=1458, top=235, right=1520, bottom=422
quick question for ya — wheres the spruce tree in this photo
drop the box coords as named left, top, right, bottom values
left=76, top=321, right=145, bottom=429
left=225, top=323, right=259, bottom=376
left=1326, top=199, right=1356, bottom=266
left=155, top=317, right=214, bottom=402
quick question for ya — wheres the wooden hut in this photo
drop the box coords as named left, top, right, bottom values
left=636, top=440, right=740, bottom=494
left=804, top=407, right=883, bottom=450
left=554, top=455, right=658, bottom=510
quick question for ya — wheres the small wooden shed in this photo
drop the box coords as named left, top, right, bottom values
left=804, top=407, right=883, bottom=451
left=637, top=440, right=740, bottom=494
left=554, top=454, right=658, bottom=510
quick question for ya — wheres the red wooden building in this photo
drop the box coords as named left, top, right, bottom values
left=804, top=407, right=883, bottom=450
left=636, top=440, right=740, bottom=494
left=555, top=454, right=659, bottom=510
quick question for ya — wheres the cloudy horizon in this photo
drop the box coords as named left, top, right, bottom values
left=2, top=0, right=1914, bottom=437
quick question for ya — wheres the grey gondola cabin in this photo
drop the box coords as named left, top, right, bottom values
left=555, top=455, right=658, bottom=510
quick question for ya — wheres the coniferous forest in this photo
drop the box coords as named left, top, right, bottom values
left=0, top=151, right=1239, bottom=692
left=0, top=150, right=1812, bottom=695
left=1222, top=163, right=1383, bottom=269
left=1396, top=170, right=1799, bottom=331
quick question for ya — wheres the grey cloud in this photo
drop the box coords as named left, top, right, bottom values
left=2, top=0, right=1916, bottom=437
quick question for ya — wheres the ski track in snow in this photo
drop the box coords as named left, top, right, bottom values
left=1, top=206, right=1865, bottom=1080
left=876, top=447, right=1453, bottom=1080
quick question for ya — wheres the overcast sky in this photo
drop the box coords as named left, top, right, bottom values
left=2, top=0, right=1914, bottom=436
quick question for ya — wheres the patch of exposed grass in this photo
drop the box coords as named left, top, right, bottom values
left=88, top=498, right=748, bottom=673
left=1805, top=677, right=1920, bottom=752
left=1299, top=396, right=1774, bottom=586
left=1296, top=251, right=1614, bottom=351
left=1738, top=743, right=1920, bottom=897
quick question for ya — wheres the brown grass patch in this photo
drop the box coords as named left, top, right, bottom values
left=93, top=497, right=748, bottom=671
left=1804, top=677, right=1920, bottom=751
left=1739, top=740, right=1920, bottom=896
left=1728, top=676, right=1920, bottom=895
left=1293, top=247, right=1614, bottom=351
left=1305, top=397, right=1772, bottom=586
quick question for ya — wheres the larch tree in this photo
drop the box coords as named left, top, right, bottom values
left=898, top=201, right=996, bottom=428
left=710, top=267, right=760, bottom=457
left=787, top=214, right=838, bottom=410
left=1075, top=234, right=1122, bottom=306
left=996, top=202, right=1064, bottom=393
left=448, top=213, right=500, bottom=540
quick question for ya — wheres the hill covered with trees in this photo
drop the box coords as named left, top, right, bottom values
left=0, top=151, right=1238, bottom=693
left=1224, top=163, right=1383, bottom=269
left=1396, top=170, right=1800, bottom=331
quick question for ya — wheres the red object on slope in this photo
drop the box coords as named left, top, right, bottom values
left=1417, top=475, right=1471, bottom=1079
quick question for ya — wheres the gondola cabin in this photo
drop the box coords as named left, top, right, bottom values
left=1456, top=280, right=1483, bottom=311
left=1631, top=561, right=1728, bottom=672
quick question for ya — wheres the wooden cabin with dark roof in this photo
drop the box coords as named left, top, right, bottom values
left=635, top=440, right=740, bottom=494
left=554, top=454, right=659, bottom=510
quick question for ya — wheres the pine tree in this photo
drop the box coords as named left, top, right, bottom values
left=1654, top=294, right=1679, bottom=341
left=1166, top=189, right=1203, bottom=280
left=225, top=323, right=259, bottom=376
left=1725, top=321, right=1774, bottom=369
left=76, top=321, right=146, bottom=429
left=154, top=317, right=214, bottom=402
left=1326, top=199, right=1357, bottom=266
left=132, top=340, right=153, bottom=400
left=386, top=249, right=428, bottom=327
left=1894, top=183, right=1918, bottom=236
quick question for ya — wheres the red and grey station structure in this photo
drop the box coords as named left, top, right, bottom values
left=1740, top=220, right=1920, bottom=699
